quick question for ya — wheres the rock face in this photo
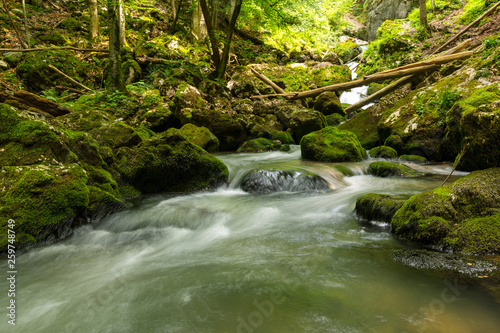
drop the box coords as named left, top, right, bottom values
left=241, top=170, right=330, bottom=194
left=392, top=168, right=500, bottom=254
left=367, top=161, right=423, bottom=177
left=365, top=0, right=417, bottom=41
left=355, top=193, right=407, bottom=223
left=300, top=126, right=367, bottom=162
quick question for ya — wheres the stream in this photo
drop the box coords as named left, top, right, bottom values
left=1, top=146, right=500, bottom=333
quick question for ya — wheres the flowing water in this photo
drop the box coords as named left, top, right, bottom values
left=1, top=146, right=500, bottom=333
left=339, top=46, right=373, bottom=109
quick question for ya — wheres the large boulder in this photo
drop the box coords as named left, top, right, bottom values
left=276, top=104, right=327, bottom=142
left=300, top=126, right=367, bottom=162
left=365, top=0, right=417, bottom=41
left=314, top=92, right=346, bottom=117
left=113, top=128, right=228, bottom=193
left=369, top=145, right=398, bottom=159
left=391, top=168, right=500, bottom=254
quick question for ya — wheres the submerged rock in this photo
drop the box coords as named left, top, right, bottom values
left=241, top=170, right=330, bottom=194
left=300, top=126, right=367, bottom=162
left=355, top=193, right=406, bottom=223
left=237, top=138, right=290, bottom=153
left=392, top=168, right=500, bottom=254
left=367, top=161, right=423, bottom=177
left=369, top=145, right=398, bottom=159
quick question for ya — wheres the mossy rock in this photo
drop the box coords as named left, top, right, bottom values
left=3, top=52, right=23, bottom=67
left=180, top=123, right=219, bottom=153
left=367, top=82, right=385, bottom=96
left=276, top=104, right=327, bottom=142
left=113, top=128, right=228, bottom=193
left=176, top=108, right=247, bottom=151
left=16, top=50, right=90, bottom=92
left=0, top=103, right=76, bottom=167
left=90, top=122, right=143, bottom=149
left=237, top=138, right=290, bottom=153
left=270, top=130, right=294, bottom=144
left=355, top=193, right=406, bottom=223
left=122, top=60, right=142, bottom=85
left=59, top=18, right=82, bottom=31
left=300, top=126, right=367, bottom=162
left=325, top=113, right=346, bottom=126
left=134, top=103, right=179, bottom=133
left=392, top=168, right=500, bottom=254
left=313, top=92, right=346, bottom=117
left=399, top=154, right=428, bottom=163
left=338, top=107, right=381, bottom=149
left=369, top=145, right=398, bottom=159
left=38, top=33, right=67, bottom=46
left=367, top=161, right=423, bottom=178
left=0, top=164, right=90, bottom=251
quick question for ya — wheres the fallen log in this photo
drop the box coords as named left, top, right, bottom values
left=0, top=90, right=72, bottom=117
left=250, top=50, right=473, bottom=101
left=432, top=1, right=500, bottom=55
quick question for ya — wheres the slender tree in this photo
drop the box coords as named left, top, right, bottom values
left=87, top=0, right=99, bottom=43
left=107, top=0, right=127, bottom=93
left=419, top=0, right=429, bottom=30
left=200, top=0, right=220, bottom=67
left=215, top=0, right=242, bottom=79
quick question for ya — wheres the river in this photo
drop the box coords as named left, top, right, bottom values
left=1, top=146, right=500, bottom=333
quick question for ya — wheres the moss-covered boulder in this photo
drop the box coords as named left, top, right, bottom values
left=113, top=128, right=228, bottom=193
left=369, top=145, right=398, bottom=159
left=313, top=92, right=346, bottom=117
left=38, top=32, right=67, bottom=46
left=180, top=123, right=219, bottom=153
left=367, top=161, right=423, bottom=177
left=399, top=154, right=428, bottom=163
left=392, top=168, right=500, bottom=254
left=338, top=107, right=381, bottom=149
left=122, top=60, right=142, bottom=85
left=237, top=138, right=290, bottom=153
left=59, top=18, right=82, bottom=31
left=0, top=103, right=76, bottom=167
left=176, top=108, right=247, bottom=151
left=276, top=104, right=327, bottom=142
left=173, top=83, right=208, bottom=110
left=90, top=122, right=143, bottom=149
left=355, top=193, right=406, bottom=223
left=300, top=126, right=367, bottom=162
left=0, top=164, right=89, bottom=251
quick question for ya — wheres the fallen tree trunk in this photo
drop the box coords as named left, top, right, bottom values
left=250, top=51, right=472, bottom=101
left=49, top=64, right=93, bottom=92
left=345, top=40, right=472, bottom=114
left=432, top=1, right=500, bottom=55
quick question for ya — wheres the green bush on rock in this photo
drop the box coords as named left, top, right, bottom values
left=300, top=126, right=367, bottom=162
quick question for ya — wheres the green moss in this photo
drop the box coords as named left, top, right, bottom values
left=0, top=164, right=89, bottom=251
left=237, top=138, right=290, bottom=153
left=325, top=113, right=346, bottom=126
left=59, top=18, right=82, bottom=31
left=399, top=154, right=428, bottom=163
left=270, top=131, right=295, bottom=144
left=338, top=108, right=381, bottom=149
left=87, top=186, right=122, bottom=211
left=444, top=213, right=500, bottom=254
left=367, top=161, right=423, bottom=177
left=300, top=126, right=367, bottom=162
left=355, top=193, right=406, bottom=223
left=369, top=145, right=398, bottom=159
left=313, top=92, right=346, bottom=117
left=180, top=123, right=219, bottom=153
left=90, top=122, right=143, bottom=149
left=458, top=85, right=500, bottom=114
left=38, top=33, right=67, bottom=46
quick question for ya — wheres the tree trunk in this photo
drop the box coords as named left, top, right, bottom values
left=199, top=0, right=220, bottom=67
left=22, top=0, right=31, bottom=48
left=119, top=0, right=126, bottom=46
left=215, top=0, right=242, bottom=80
left=171, top=0, right=176, bottom=20
left=191, top=1, right=207, bottom=40
left=87, top=0, right=99, bottom=43
left=419, top=0, right=428, bottom=30
left=107, top=0, right=126, bottom=93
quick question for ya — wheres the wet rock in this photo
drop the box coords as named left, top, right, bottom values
left=325, top=113, right=346, bottom=126
left=392, top=168, right=500, bottom=254
left=180, top=123, right=219, bottom=153
left=314, top=92, right=346, bottom=117
left=300, top=126, right=367, bottom=162
left=338, top=107, right=382, bottom=149
left=237, top=138, right=290, bottom=153
left=369, top=145, right=398, bottom=159
left=241, top=170, right=330, bottom=194
left=399, top=154, right=428, bottom=163
left=276, top=104, right=327, bottom=142
left=367, top=161, right=423, bottom=177
left=355, top=193, right=406, bottom=223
